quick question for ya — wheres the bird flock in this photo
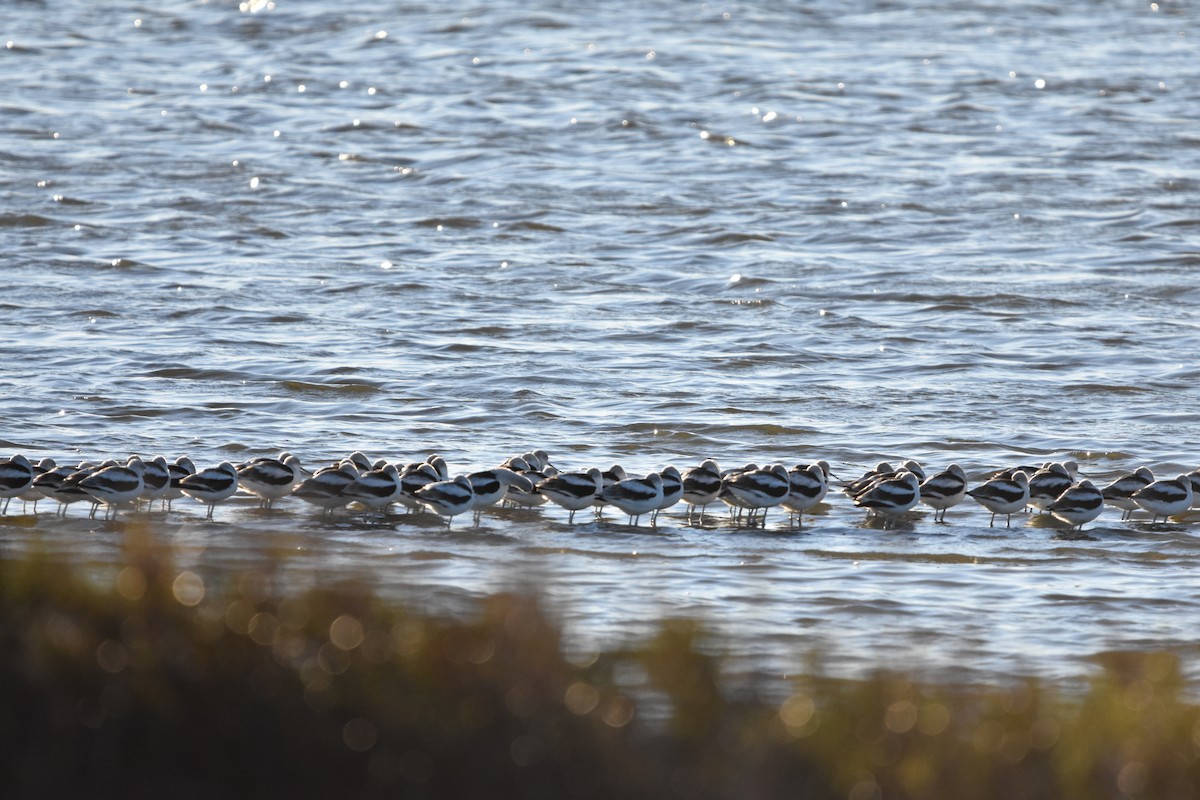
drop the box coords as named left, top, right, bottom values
left=0, top=450, right=1197, bottom=531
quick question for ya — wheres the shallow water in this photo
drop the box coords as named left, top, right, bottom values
left=3, top=0, right=1200, bottom=687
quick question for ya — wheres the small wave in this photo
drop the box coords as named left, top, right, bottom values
left=0, top=213, right=56, bottom=227
left=144, top=367, right=254, bottom=381
left=705, top=232, right=776, bottom=245
left=279, top=380, right=382, bottom=395
left=414, top=217, right=481, bottom=229
left=1062, top=383, right=1152, bottom=395
left=509, top=221, right=565, bottom=233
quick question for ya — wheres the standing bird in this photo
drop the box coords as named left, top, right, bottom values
left=180, top=462, right=240, bottom=520
left=848, top=460, right=925, bottom=500
left=395, top=462, right=444, bottom=513
left=601, top=472, right=664, bottom=526
left=501, top=456, right=553, bottom=508
left=467, top=467, right=536, bottom=523
left=292, top=462, right=359, bottom=513
left=32, top=463, right=86, bottom=516
left=138, top=456, right=173, bottom=510
left=843, top=461, right=894, bottom=497
left=536, top=467, right=602, bottom=524
left=592, top=465, right=628, bottom=517
left=1047, top=480, right=1104, bottom=531
left=781, top=463, right=830, bottom=527
left=80, top=458, right=146, bottom=520
left=414, top=475, right=476, bottom=527
left=16, top=457, right=57, bottom=513
left=653, top=466, right=684, bottom=522
left=0, top=454, right=35, bottom=515
left=238, top=453, right=307, bottom=509
left=1027, top=462, right=1077, bottom=512
left=919, top=464, right=968, bottom=523
left=968, top=471, right=1030, bottom=528
left=341, top=463, right=405, bottom=511
left=854, top=470, right=922, bottom=522
left=42, top=462, right=106, bottom=516
left=1132, top=474, right=1193, bottom=523
left=680, top=459, right=722, bottom=522
left=721, top=464, right=791, bottom=526
left=1187, top=468, right=1200, bottom=509
left=1100, top=467, right=1154, bottom=520
left=163, top=456, right=197, bottom=511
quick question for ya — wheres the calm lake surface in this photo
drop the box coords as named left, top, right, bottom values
left=3, top=0, right=1200, bottom=687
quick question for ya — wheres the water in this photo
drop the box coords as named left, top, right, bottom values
left=3, top=0, right=1200, bottom=687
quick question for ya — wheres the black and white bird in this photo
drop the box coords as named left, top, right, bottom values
left=843, top=461, right=893, bottom=497
left=592, top=464, right=628, bottom=517
left=1100, top=466, right=1154, bottom=520
left=1027, top=462, right=1078, bottom=512
left=1187, top=468, right=1200, bottom=510
left=137, top=456, right=172, bottom=510
left=848, top=460, right=924, bottom=499
left=919, top=464, right=968, bottom=523
left=0, top=454, right=35, bottom=515
left=680, top=459, right=722, bottom=522
left=32, top=463, right=83, bottom=516
left=39, top=462, right=104, bottom=516
left=467, top=467, right=536, bottom=522
left=854, top=470, right=921, bottom=520
left=721, top=464, right=790, bottom=525
left=781, top=463, right=830, bottom=526
left=292, top=462, right=359, bottom=513
left=602, top=471, right=664, bottom=526
left=341, top=463, right=404, bottom=511
left=503, top=449, right=552, bottom=474
left=653, top=466, right=684, bottom=522
left=536, top=467, right=602, bottom=523
left=414, top=474, right=476, bottom=526
left=344, top=451, right=375, bottom=474
left=715, top=462, right=759, bottom=520
left=500, top=455, right=553, bottom=508
left=423, top=454, right=450, bottom=481
left=395, top=462, right=444, bottom=513
left=1047, top=480, right=1104, bottom=531
left=14, top=456, right=57, bottom=512
left=179, top=462, right=240, bottom=520
left=80, top=458, right=146, bottom=519
left=163, top=456, right=197, bottom=511
left=968, top=471, right=1030, bottom=528
left=1132, top=474, right=1193, bottom=523
left=238, top=453, right=306, bottom=509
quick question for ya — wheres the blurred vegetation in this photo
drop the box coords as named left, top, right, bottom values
left=2, top=523, right=1200, bottom=799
